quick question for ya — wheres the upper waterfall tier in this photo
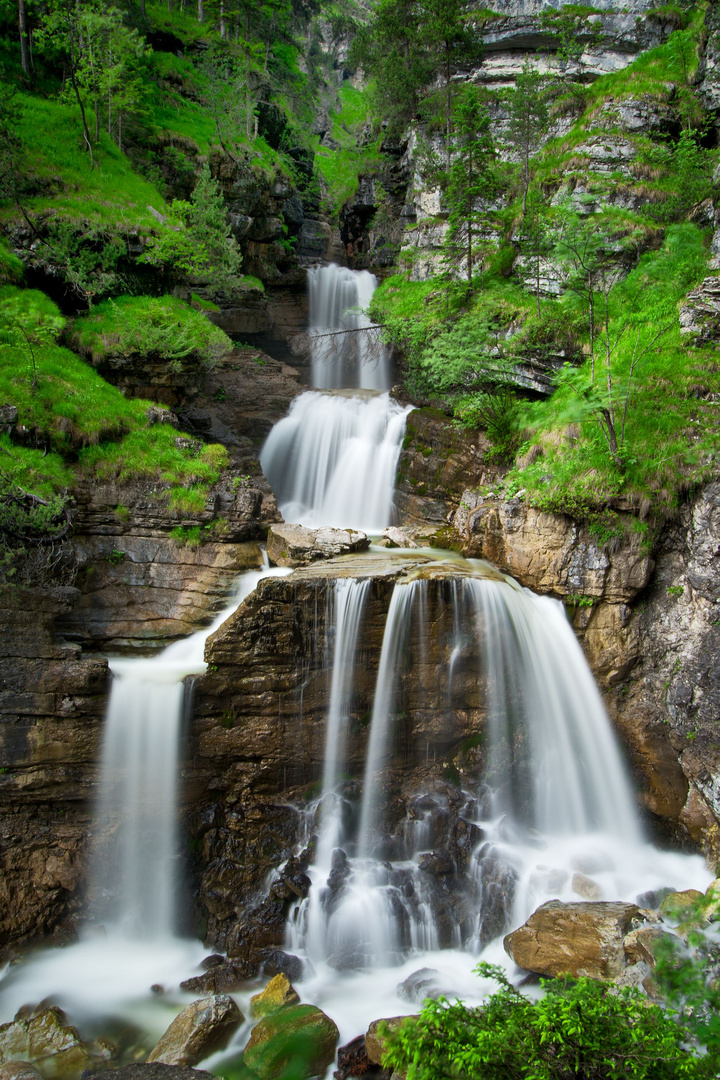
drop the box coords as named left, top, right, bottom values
left=308, top=264, right=389, bottom=392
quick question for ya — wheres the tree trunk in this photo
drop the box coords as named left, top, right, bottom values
left=220, top=0, right=226, bottom=37
left=118, top=111, right=122, bottom=152
left=67, top=57, right=94, bottom=167
left=588, top=270, right=594, bottom=382
left=198, top=0, right=204, bottom=22
left=18, top=0, right=31, bottom=77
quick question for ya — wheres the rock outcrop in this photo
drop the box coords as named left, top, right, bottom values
left=266, top=524, right=370, bottom=567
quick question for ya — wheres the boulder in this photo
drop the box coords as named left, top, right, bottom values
left=84, top=1067, right=213, bottom=1080
left=659, top=889, right=704, bottom=920
left=261, top=951, right=304, bottom=982
left=147, top=995, right=244, bottom=1067
left=0, top=1007, right=93, bottom=1080
left=0, top=1063, right=43, bottom=1080
left=503, top=900, right=644, bottom=980
left=397, top=969, right=453, bottom=1004
left=243, top=1004, right=339, bottom=1080
left=179, top=961, right=248, bottom=995
left=365, top=1017, right=417, bottom=1067
left=266, top=524, right=369, bottom=567
left=382, top=527, right=418, bottom=549
left=572, top=873, right=602, bottom=900
left=0, top=405, right=18, bottom=427
left=250, top=974, right=301, bottom=1018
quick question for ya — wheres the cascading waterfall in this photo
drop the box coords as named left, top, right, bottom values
left=287, top=565, right=710, bottom=1006
left=260, top=263, right=411, bottom=531
left=260, top=392, right=411, bottom=532
left=308, top=264, right=388, bottom=390
left=0, top=561, right=290, bottom=1020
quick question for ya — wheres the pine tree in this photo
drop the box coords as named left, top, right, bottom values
left=443, top=85, right=497, bottom=287
left=504, top=58, right=550, bottom=214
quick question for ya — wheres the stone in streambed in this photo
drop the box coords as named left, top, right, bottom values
left=84, top=1067, right=214, bottom=1080
left=0, top=1063, right=43, bottom=1080
left=266, top=524, right=369, bottom=567
left=0, top=1007, right=93, bottom=1080
left=397, top=969, right=454, bottom=1004
left=572, top=873, right=602, bottom=900
left=250, top=974, right=300, bottom=1018
left=261, top=950, right=305, bottom=983
left=243, top=1004, right=339, bottom=1080
left=147, top=995, right=244, bottom=1067
left=504, top=900, right=644, bottom=980
left=624, top=926, right=677, bottom=968
left=659, top=888, right=704, bottom=920
left=180, top=961, right=250, bottom=995
left=365, top=1017, right=417, bottom=1067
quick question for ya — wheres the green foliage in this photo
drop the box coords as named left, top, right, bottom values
left=382, top=962, right=712, bottom=1080
left=44, top=219, right=127, bottom=306
left=73, top=295, right=231, bottom=368
left=141, top=164, right=242, bottom=293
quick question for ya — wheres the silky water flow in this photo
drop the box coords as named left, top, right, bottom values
left=261, top=263, right=412, bottom=531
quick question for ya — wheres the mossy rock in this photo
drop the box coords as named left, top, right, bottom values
left=250, top=975, right=300, bottom=1019
left=659, top=888, right=704, bottom=921
left=243, top=1005, right=338, bottom=1080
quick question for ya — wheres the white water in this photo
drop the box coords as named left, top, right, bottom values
left=281, top=563, right=711, bottom=1032
left=260, top=263, right=411, bottom=532
left=308, top=264, right=388, bottom=390
left=0, top=561, right=291, bottom=1025
left=260, top=391, right=411, bottom=532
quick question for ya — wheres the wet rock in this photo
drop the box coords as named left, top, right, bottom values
left=147, top=995, right=244, bottom=1067
left=365, top=1018, right=416, bottom=1067
left=0, top=1007, right=93, bottom=1080
left=636, top=887, right=674, bottom=911
left=397, top=969, right=452, bottom=1004
left=334, top=1035, right=374, bottom=1080
left=200, top=954, right=225, bottom=970
left=624, top=926, right=676, bottom=967
left=83, top=1067, right=213, bottom=1080
left=659, top=889, right=704, bottom=920
left=382, top=528, right=418, bottom=549
left=572, top=873, right=602, bottom=900
left=266, top=524, right=370, bottom=567
left=261, top=951, right=305, bottom=983
left=250, top=974, right=301, bottom=1018
left=0, top=1063, right=43, bottom=1080
left=418, top=851, right=454, bottom=875
left=180, top=962, right=248, bottom=995
left=243, top=1004, right=339, bottom=1080
left=504, top=900, right=645, bottom=980
left=476, top=843, right=518, bottom=949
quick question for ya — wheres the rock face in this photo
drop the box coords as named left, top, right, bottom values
left=504, top=900, right=645, bottom=979
left=0, top=588, right=108, bottom=958
left=84, top=1067, right=213, bottom=1080
left=394, top=407, right=496, bottom=524
left=679, top=275, right=720, bottom=347
left=55, top=473, right=278, bottom=651
left=147, top=996, right=244, bottom=1067
left=243, top=1005, right=339, bottom=1080
left=266, top=524, right=370, bottom=567
left=453, top=493, right=653, bottom=604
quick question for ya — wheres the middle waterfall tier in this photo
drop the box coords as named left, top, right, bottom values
left=260, top=391, right=412, bottom=532
left=286, top=567, right=700, bottom=975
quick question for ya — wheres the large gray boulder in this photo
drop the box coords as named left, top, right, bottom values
left=147, top=995, right=244, bottom=1067
left=266, top=524, right=369, bottom=567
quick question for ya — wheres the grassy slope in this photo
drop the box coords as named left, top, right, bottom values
left=372, top=8, right=720, bottom=527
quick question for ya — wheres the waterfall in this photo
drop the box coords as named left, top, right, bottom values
left=287, top=565, right=708, bottom=995
left=308, top=264, right=388, bottom=390
left=260, top=392, right=411, bottom=532
left=261, top=264, right=411, bottom=531
left=0, top=561, right=290, bottom=1020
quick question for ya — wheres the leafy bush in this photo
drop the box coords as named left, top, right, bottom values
left=73, top=294, right=232, bottom=369
left=382, top=962, right=713, bottom=1080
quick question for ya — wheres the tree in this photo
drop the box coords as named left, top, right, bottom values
left=141, top=165, right=242, bottom=294
left=422, top=0, right=483, bottom=150
left=518, top=187, right=553, bottom=317
left=504, top=58, right=550, bottom=214
left=442, top=85, right=497, bottom=287
left=554, top=207, right=610, bottom=376
left=18, top=0, right=31, bottom=78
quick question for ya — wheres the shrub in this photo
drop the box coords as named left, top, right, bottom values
left=382, top=962, right=712, bottom=1080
